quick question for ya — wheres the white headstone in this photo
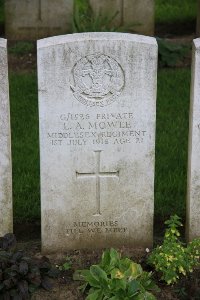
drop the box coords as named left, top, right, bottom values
left=0, top=38, right=12, bottom=236
left=38, top=33, right=157, bottom=252
left=187, top=38, right=200, bottom=241
left=5, top=0, right=73, bottom=40
left=89, top=0, right=155, bottom=36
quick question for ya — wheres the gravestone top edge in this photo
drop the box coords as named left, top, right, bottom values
left=37, top=32, right=157, bottom=49
left=193, top=38, right=200, bottom=48
left=0, top=38, right=7, bottom=48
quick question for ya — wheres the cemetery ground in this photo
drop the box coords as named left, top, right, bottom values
left=5, top=40, right=199, bottom=299
left=1, top=1, right=200, bottom=299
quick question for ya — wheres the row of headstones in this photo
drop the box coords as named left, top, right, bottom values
left=5, top=0, right=200, bottom=41
left=0, top=33, right=200, bottom=253
left=5, top=0, right=154, bottom=40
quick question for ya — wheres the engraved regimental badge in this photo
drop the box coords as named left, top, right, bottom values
left=70, top=54, right=125, bottom=107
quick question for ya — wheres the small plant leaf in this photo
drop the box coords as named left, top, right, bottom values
left=86, top=288, right=103, bottom=300
left=127, top=280, right=140, bottom=295
left=41, top=276, right=53, bottom=291
left=111, top=278, right=126, bottom=291
left=28, top=284, right=38, bottom=294
left=62, top=262, right=71, bottom=271
left=124, top=262, right=142, bottom=279
left=109, top=248, right=120, bottom=267
left=90, top=265, right=108, bottom=284
left=47, top=267, right=60, bottom=278
left=17, top=280, right=29, bottom=299
left=3, top=291, right=11, bottom=300
left=19, top=261, right=28, bottom=275
left=13, top=294, right=23, bottom=300
left=100, top=249, right=111, bottom=270
left=78, top=282, right=88, bottom=293
left=0, top=234, right=16, bottom=251
left=11, top=251, right=23, bottom=263
left=74, top=269, right=100, bottom=288
left=4, top=278, right=13, bottom=289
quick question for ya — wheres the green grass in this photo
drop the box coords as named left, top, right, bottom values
left=0, top=0, right=4, bottom=24
left=9, top=68, right=191, bottom=222
left=155, top=68, right=190, bottom=219
left=9, top=42, right=34, bottom=56
left=10, top=73, right=40, bottom=222
left=156, top=0, right=197, bottom=24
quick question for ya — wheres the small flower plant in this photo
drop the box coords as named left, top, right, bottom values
left=148, top=215, right=200, bottom=285
left=74, top=248, right=159, bottom=299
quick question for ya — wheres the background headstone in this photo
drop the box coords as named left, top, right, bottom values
left=187, top=38, right=200, bottom=241
left=0, top=38, right=12, bottom=236
left=89, top=0, right=155, bottom=35
left=5, top=0, right=73, bottom=40
left=38, top=32, right=157, bottom=252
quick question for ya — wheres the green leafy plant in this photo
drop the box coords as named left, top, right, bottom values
left=73, top=0, right=121, bottom=33
left=74, top=248, right=159, bottom=299
left=57, top=256, right=72, bottom=271
left=0, top=233, right=59, bottom=299
left=157, top=38, right=190, bottom=67
left=148, top=215, right=200, bottom=285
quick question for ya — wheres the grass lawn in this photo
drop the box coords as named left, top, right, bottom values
left=155, top=0, right=197, bottom=24
left=0, top=0, right=3, bottom=23
left=10, top=73, right=39, bottom=222
left=155, top=68, right=190, bottom=219
left=9, top=68, right=191, bottom=222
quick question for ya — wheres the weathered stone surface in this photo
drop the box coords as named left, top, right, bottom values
left=38, top=32, right=157, bottom=252
left=89, top=0, right=155, bottom=35
left=89, top=0, right=122, bottom=27
left=187, top=38, right=200, bottom=241
left=5, top=0, right=73, bottom=40
left=0, top=38, right=12, bottom=236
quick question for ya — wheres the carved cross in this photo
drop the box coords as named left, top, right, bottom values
left=76, top=150, right=119, bottom=216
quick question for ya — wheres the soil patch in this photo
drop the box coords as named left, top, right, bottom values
left=11, top=240, right=200, bottom=300
left=155, top=20, right=196, bottom=38
left=13, top=218, right=198, bottom=300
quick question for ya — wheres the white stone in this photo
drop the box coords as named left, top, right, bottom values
left=187, top=38, right=200, bottom=241
left=0, top=38, right=12, bottom=236
left=89, top=0, right=122, bottom=27
left=5, top=0, right=73, bottom=40
left=89, top=0, right=155, bottom=35
left=38, top=32, right=157, bottom=252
